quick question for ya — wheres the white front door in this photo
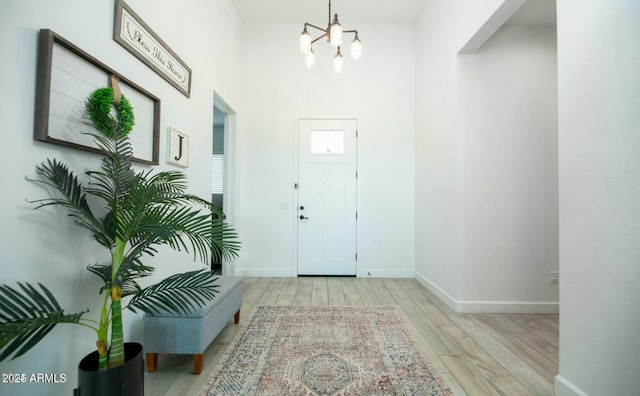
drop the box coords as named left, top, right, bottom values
left=297, top=119, right=357, bottom=276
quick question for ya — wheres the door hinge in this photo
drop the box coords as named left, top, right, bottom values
left=355, top=212, right=358, bottom=219
left=294, top=183, right=298, bottom=189
left=356, top=171, right=358, bottom=179
left=356, top=130, right=359, bottom=138
left=356, top=253, right=358, bottom=260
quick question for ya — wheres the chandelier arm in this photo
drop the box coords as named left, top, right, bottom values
left=311, top=34, right=328, bottom=44
left=305, top=23, right=328, bottom=33
left=342, top=30, right=358, bottom=34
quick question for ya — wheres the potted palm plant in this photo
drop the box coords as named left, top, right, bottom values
left=0, top=87, right=240, bottom=395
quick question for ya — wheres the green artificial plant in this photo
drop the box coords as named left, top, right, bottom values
left=0, top=87, right=240, bottom=370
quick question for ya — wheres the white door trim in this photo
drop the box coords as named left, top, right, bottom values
left=213, top=92, right=237, bottom=276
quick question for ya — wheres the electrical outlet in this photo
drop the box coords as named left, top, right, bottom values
left=550, top=271, right=559, bottom=285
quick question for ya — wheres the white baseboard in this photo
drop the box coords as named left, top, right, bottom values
left=235, top=268, right=415, bottom=278
left=233, top=268, right=296, bottom=277
left=414, top=271, right=459, bottom=311
left=415, top=271, right=559, bottom=314
left=555, top=375, right=589, bottom=396
left=457, top=300, right=559, bottom=314
left=357, top=269, right=415, bottom=278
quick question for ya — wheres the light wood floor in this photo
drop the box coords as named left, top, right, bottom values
left=144, top=277, right=558, bottom=395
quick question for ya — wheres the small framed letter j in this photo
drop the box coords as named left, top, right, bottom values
left=167, top=127, right=189, bottom=168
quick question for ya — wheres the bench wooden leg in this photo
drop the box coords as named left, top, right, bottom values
left=146, top=353, right=158, bottom=373
left=234, top=309, right=240, bottom=324
left=194, top=354, right=204, bottom=374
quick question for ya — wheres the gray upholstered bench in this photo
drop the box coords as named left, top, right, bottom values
left=143, top=275, right=242, bottom=374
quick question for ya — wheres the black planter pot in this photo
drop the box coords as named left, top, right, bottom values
left=74, top=342, right=144, bottom=396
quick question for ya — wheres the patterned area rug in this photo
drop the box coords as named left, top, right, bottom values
left=199, top=306, right=452, bottom=396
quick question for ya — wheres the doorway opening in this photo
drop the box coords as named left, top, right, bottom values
left=212, top=92, right=237, bottom=275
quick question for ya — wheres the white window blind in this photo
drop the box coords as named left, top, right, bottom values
left=211, top=154, right=224, bottom=194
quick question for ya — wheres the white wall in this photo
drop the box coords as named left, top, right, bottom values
left=457, top=24, right=559, bottom=310
left=556, top=0, right=640, bottom=394
left=0, top=1, right=242, bottom=395
left=235, top=24, right=416, bottom=278
left=415, top=0, right=559, bottom=313
left=414, top=0, right=460, bottom=304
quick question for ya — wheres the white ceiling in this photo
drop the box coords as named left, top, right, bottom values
left=231, top=0, right=556, bottom=26
left=231, top=0, right=425, bottom=24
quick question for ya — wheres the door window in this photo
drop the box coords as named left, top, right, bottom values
left=310, top=130, right=344, bottom=154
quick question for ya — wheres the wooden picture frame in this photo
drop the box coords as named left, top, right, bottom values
left=34, top=29, right=161, bottom=165
left=113, top=0, right=192, bottom=98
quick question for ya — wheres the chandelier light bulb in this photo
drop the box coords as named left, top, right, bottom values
left=305, top=48, right=316, bottom=69
left=300, top=26, right=312, bottom=54
left=350, top=35, right=362, bottom=60
left=333, top=47, right=344, bottom=73
left=329, top=15, right=343, bottom=47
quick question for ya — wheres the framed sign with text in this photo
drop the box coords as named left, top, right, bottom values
left=167, top=127, right=189, bottom=168
left=113, top=0, right=192, bottom=97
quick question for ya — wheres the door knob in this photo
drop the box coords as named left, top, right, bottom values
left=299, top=215, right=309, bottom=220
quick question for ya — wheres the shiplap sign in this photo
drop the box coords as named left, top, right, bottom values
left=34, top=29, right=160, bottom=165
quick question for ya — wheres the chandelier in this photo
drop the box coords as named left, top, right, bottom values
left=299, top=0, right=362, bottom=73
